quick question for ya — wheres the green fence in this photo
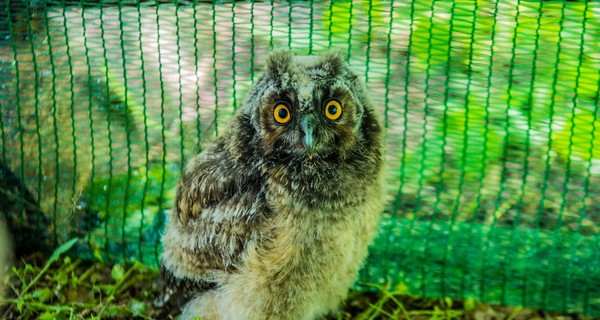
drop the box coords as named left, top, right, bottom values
left=1, top=0, right=599, bottom=316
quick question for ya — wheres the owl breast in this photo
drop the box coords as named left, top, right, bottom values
left=227, top=165, right=384, bottom=319
left=217, top=147, right=383, bottom=318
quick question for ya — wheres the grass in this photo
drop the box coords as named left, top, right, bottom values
left=0, top=241, right=591, bottom=320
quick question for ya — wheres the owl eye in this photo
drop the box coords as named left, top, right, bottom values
left=273, top=102, right=292, bottom=125
left=324, top=99, right=343, bottom=121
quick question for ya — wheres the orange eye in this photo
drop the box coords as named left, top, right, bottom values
left=324, top=99, right=342, bottom=121
left=273, top=103, right=291, bottom=124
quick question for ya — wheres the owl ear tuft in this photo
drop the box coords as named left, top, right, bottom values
left=320, top=49, right=348, bottom=77
left=265, top=49, right=294, bottom=79
left=318, top=48, right=348, bottom=77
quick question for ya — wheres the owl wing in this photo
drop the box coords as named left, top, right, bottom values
left=160, top=137, right=266, bottom=299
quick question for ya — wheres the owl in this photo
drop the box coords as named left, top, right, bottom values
left=160, top=49, right=385, bottom=320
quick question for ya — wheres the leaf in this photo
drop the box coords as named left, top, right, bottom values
left=38, top=311, right=60, bottom=320
left=444, top=297, right=453, bottom=308
left=393, top=282, right=410, bottom=295
left=24, top=264, right=35, bottom=274
left=128, top=299, right=147, bottom=317
left=93, top=246, right=104, bottom=262
left=111, top=264, right=125, bottom=282
left=31, top=287, right=53, bottom=302
left=463, top=297, right=476, bottom=311
left=106, top=305, right=122, bottom=317
left=49, top=238, right=79, bottom=264
left=54, top=272, right=69, bottom=287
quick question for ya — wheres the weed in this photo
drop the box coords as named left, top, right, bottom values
left=0, top=243, right=590, bottom=320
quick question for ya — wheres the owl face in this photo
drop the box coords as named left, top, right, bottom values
left=243, top=50, right=368, bottom=162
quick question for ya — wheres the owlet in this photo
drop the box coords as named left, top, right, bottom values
left=160, top=49, right=384, bottom=320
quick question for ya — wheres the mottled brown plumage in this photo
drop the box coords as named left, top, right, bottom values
left=160, top=49, right=385, bottom=320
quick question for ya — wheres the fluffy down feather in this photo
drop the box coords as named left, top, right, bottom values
left=161, top=49, right=384, bottom=320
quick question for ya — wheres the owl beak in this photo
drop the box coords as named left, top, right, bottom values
left=301, top=115, right=316, bottom=159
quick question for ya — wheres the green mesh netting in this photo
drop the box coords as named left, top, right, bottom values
left=1, top=0, right=600, bottom=316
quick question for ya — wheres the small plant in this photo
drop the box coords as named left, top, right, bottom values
left=0, top=240, right=590, bottom=319
left=0, top=239, right=165, bottom=319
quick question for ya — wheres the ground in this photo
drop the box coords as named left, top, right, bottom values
left=0, top=245, right=590, bottom=320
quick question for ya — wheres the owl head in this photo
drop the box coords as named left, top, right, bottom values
left=240, top=49, right=376, bottom=163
